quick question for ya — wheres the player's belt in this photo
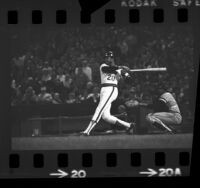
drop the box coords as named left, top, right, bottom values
left=101, top=83, right=117, bottom=87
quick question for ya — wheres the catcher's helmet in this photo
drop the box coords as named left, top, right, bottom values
left=105, top=51, right=114, bottom=58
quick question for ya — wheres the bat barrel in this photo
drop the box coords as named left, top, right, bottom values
left=130, top=67, right=167, bottom=72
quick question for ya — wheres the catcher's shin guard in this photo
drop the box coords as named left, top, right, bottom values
left=151, top=117, right=174, bottom=133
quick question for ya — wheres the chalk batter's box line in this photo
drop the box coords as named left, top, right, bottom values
left=7, top=149, right=191, bottom=178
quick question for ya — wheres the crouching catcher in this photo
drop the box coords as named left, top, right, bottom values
left=145, top=85, right=182, bottom=134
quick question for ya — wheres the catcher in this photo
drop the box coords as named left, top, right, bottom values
left=80, top=51, right=135, bottom=136
left=145, top=85, right=182, bottom=134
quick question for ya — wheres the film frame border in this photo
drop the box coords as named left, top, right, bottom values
left=0, top=0, right=199, bottom=179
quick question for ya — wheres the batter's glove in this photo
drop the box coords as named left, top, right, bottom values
left=123, top=66, right=130, bottom=71
left=119, top=66, right=130, bottom=72
left=121, top=69, right=132, bottom=84
left=121, top=69, right=129, bottom=77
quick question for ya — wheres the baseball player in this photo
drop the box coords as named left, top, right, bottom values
left=145, top=85, right=182, bottom=134
left=80, top=51, right=135, bottom=136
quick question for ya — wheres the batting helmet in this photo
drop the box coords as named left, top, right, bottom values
left=105, top=51, right=114, bottom=58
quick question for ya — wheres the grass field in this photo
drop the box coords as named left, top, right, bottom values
left=12, top=133, right=193, bottom=150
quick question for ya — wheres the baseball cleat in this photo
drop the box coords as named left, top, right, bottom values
left=126, top=122, right=136, bottom=134
left=105, top=129, right=117, bottom=134
left=79, top=131, right=90, bottom=136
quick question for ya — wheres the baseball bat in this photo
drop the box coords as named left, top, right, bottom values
left=130, top=67, right=167, bottom=72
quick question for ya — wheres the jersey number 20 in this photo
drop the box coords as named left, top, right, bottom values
left=107, top=74, right=115, bottom=81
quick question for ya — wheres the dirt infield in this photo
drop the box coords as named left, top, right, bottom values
left=12, top=133, right=193, bottom=150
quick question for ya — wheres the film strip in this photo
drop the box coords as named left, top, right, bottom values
left=3, top=7, right=191, bottom=24
left=7, top=150, right=191, bottom=178
left=2, top=7, right=193, bottom=24
left=0, top=0, right=199, bottom=179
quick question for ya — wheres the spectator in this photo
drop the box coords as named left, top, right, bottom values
left=22, top=86, right=38, bottom=105
left=66, top=92, right=76, bottom=104
left=78, top=89, right=88, bottom=102
left=87, top=86, right=100, bottom=104
left=11, top=80, right=23, bottom=106
left=74, top=68, right=89, bottom=94
left=75, top=59, right=92, bottom=81
left=37, top=86, right=53, bottom=104
left=128, top=87, right=143, bottom=102
left=122, top=88, right=140, bottom=123
left=52, top=92, right=62, bottom=104
left=41, top=66, right=52, bottom=81
left=63, top=73, right=74, bottom=90
left=56, top=67, right=66, bottom=83
left=124, top=89, right=140, bottom=109
left=86, top=81, right=94, bottom=94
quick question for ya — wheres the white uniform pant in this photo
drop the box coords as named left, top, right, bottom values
left=92, top=86, right=118, bottom=124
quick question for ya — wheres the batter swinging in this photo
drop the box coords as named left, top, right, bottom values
left=80, top=51, right=135, bottom=136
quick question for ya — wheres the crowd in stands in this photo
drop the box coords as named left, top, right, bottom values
left=10, top=26, right=194, bottom=118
